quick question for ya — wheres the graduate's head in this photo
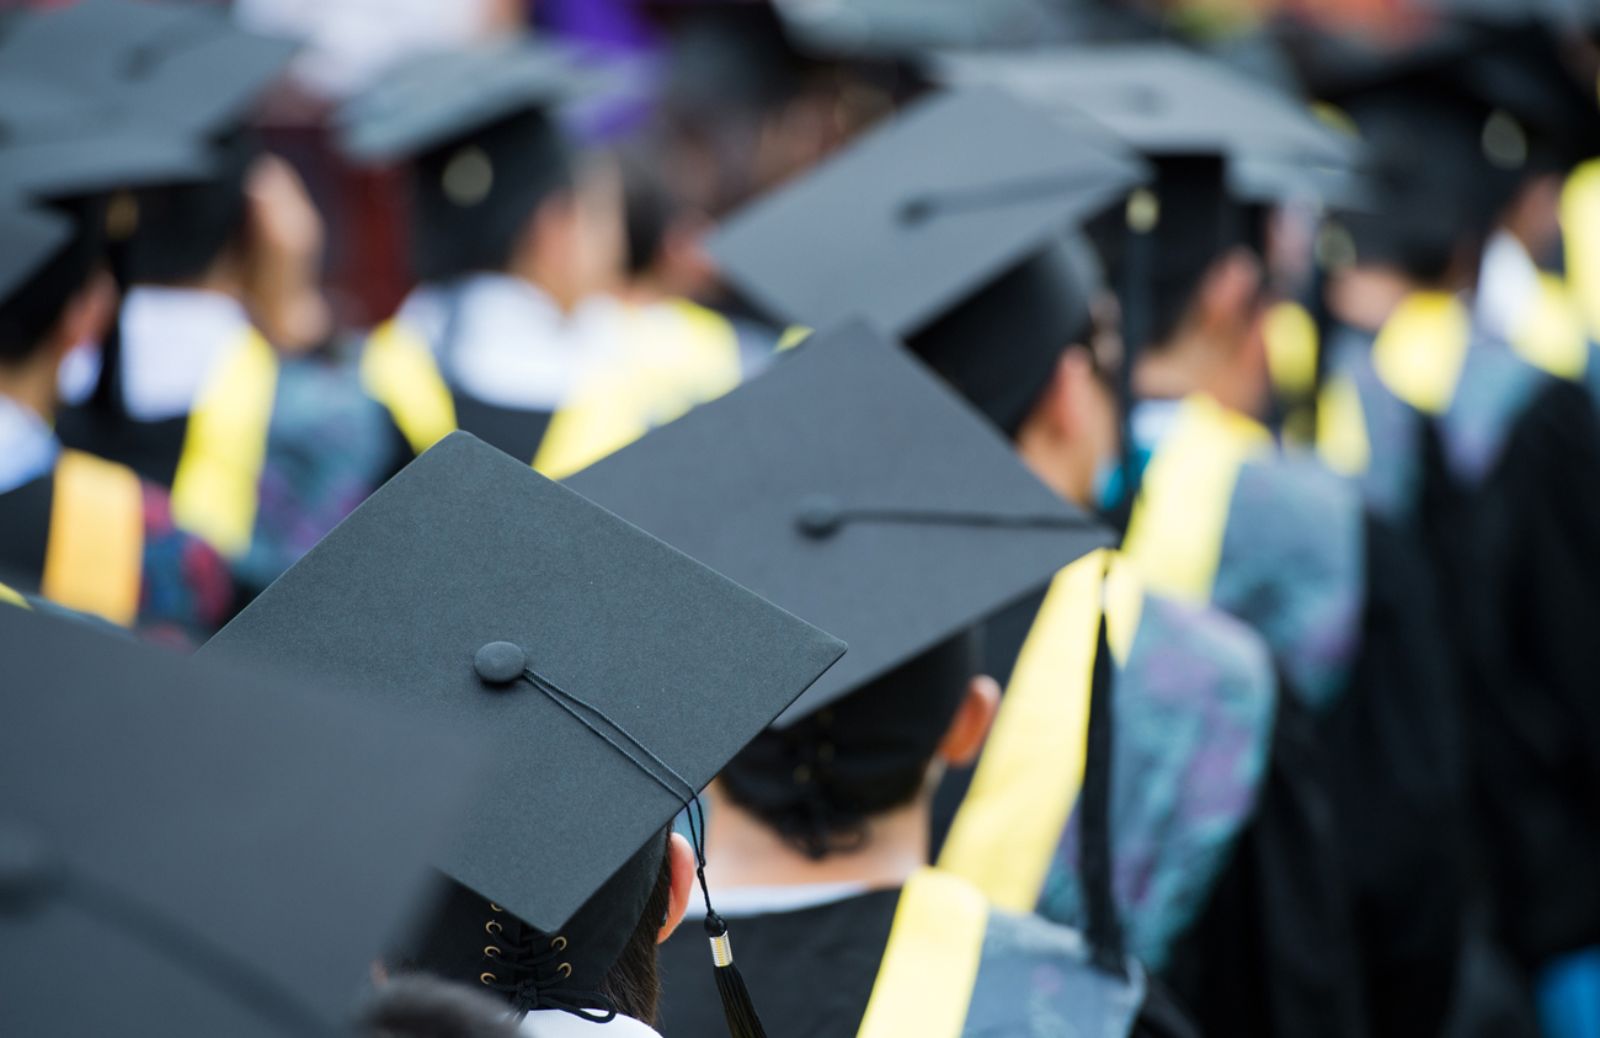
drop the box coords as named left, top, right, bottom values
left=118, top=131, right=259, bottom=287
left=906, top=236, right=1120, bottom=506
left=0, top=201, right=116, bottom=378
left=1088, top=156, right=1269, bottom=416
left=391, top=828, right=696, bottom=1027
left=410, top=110, right=624, bottom=308
left=718, top=630, right=1000, bottom=860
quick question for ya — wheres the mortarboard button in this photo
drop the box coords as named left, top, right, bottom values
left=795, top=495, right=844, bottom=540
left=474, top=641, right=528, bottom=686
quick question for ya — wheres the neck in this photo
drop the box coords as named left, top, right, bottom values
left=704, top=784, right=931, bottom=892
left=1015, top=429, right=1090, bottom=508
left=0, top=354, right=61, bottom=425
left=1327, top=265, right=1421, bottom=334
left=1133, top=335, right=1224, bottom=405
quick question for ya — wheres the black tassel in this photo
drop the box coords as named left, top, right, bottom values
left=705, top=912, right=767, bottom=1038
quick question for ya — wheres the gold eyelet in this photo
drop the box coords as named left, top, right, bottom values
left=489, top=903, right=504, bottom=913
left=558, top=962, right=573, bottom=978
left=483, top=945, right=502, bottom=959
left=551, top=935, right=568, bottom=951
left=485, top=920, right=503, bottom=935
left=479, top=972, right=497, bottom=985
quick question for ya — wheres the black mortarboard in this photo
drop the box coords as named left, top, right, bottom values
left=709, top=88, right=1143, bottom=431
left=0, top=602, right=476, bottom=1036
left=0, top=205, right=72, bottom=306
left=566, top=321, right=1110, bottom=725
left=199, top=433, right=845, bottom=1018
left=337, top=40, right=611, bottom=282
left=935, top=43, right=1356, bottom=169
left=711, top=87, right=1141, bottom=338
left=771, top=0, right=1158, bottom=57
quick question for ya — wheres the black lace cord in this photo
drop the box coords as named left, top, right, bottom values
left=481, top=915, right=614, bottom=1022
left=1080, top=610, right=1127, bottom=978
left=57, top=867, right=338, bottom=1036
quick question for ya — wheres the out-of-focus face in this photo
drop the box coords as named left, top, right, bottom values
left=533, top=155, right=627, bottom=311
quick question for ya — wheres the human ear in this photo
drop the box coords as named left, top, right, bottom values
left=936, top=676, right=1001, bottom=769
left=657, top=831, right=697, bottom=944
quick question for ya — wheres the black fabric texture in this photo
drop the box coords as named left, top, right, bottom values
left=1321, top=513, right=1470, bottom=1037
left=55, top=407, right=189, bottom=489
left=656, top=889, right=902, bottom=1038
left=1162, top=683, right=1367, bottom=1038
left=0, top=472, right=54, bottom=592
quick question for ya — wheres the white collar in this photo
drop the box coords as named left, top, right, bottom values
left=120, top=286, right=254, bottom=420
left=516, top=1010, right=662, bottom=1037
left=0, top=395, right=61, bottom=494
left=683, top=880, right=875, bottom=919
left=396, top=275, right=621, bottom=410
left=1476, top=230, right=1542, bottom=345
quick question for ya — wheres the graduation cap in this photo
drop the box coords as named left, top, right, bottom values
left=199, top=432, right=845, bottom=1031
left=336, top=39, right=613, bottom=282
left=0, top=600, right=477, bottom=1036
left=934, top=43, right=1358, bottom=168
left=709, top=87, right=1144, bottom=433
left=770, top=0, right=1158, bottom=57
left=566, top=321, right=1111, bottom=726
left=0, top=205, right=73, bottom=306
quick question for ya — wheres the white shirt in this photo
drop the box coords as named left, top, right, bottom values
left=1477, top=230, right=1542, bottom=345
left=681, top=880, right=873, bottom=920
left=0, top=395, right=59, bottom=494
left=396, top=275, right=623, bottom=411
left=517, top=1010, right=663, bottom=1037
left=119, top=286, right=254, bottom=421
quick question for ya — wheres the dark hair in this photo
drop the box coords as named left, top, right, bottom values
left=120, top=132, right=258, bottom=286
left=361, top=975, right=522, bottom=1038
left=0, top=198, right=104, bottom=366
left=720, top=630, right=981, bottom=859
left=619, top=145, right=677, bottom=278
left=596, top=831, right=674, bottom=1025
left=410, top=109, right=575, bottom=283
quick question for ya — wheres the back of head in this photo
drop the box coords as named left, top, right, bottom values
left=1339, top=84, right=1519, bottom=284
left=1088, top=154, right=1246, bottom=353
left=410, top=108, right=575, bottom=284
left=907, top=239, right=1095, bottom=439
left=118, top=132, right=259, bottom=286
left=0, top=199, right=104, bottom=366
left=720, top=629, right=982, bottom=859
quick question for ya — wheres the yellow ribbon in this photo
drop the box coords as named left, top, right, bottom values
left=1370, top=292, right=1471, bottom=416
left=170, top=328, right=279, bottom=559
left=938, top=550, right=1140, bottom=914
left=1563, top=160, right=1600, bottom=344
left=856, top=868, right=990, bottom=1038
left=42, top=449, right=144, bottom=625
left=1316, top=373, right=1372, bottom=477
left=1509, top=273, right=1590, bottom=382
left=1123, top=395, right=1271, bottom=604
left=361, top=318, right=459, bottom=456
left=0, top=581, right=32, bottom=609
left=533, top=300, right=742, bottom=479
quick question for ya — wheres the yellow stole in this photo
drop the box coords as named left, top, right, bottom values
left=169, top=327, right=278, bottom=559
left=856, top=868, right=990, bottom=1038
left=42, top=449, right=144, bottom=625
left=937, top=550, right=1141, bottom=913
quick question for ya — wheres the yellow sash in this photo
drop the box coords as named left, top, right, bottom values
left=1563, top=160, right=1600, bottom=343
left=857, top=868, right=990, bottom=1038
left=1370, top=292, right=1470, bottom=416
left=1510, top=273, right=1590, bottom=382
left=1316, top=373, right=1372, bottom=477
left=169, top=328, right=278, bottom=559
left=532, top=300, right=741, bottom=479
left=937, top=550, right=1140, bottom=914
left=1122, top=395, right=1271, bottom=605
left=1264, top=301, right=1321, bottom=446
left=0, top=580, right=32, bottom=609
left=361, top=318, right=458, bottom=456
left=42, top=449, right=144, bottom=626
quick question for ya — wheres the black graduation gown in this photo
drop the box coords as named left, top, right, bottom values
left=656, top=889, right=1197, bottom=1038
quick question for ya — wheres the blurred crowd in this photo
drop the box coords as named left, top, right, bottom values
left=3, top=0, right=1600, bottom=1036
